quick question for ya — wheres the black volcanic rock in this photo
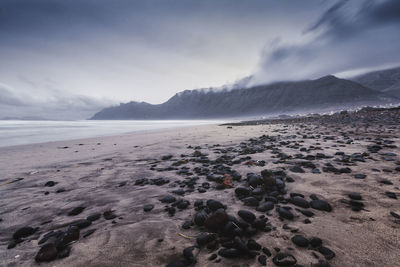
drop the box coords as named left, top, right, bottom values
left=238, top=210, right=256, bottom=223
left=310, top=200, right=332, bottom=212
left=291, top=235, right=309, bottom=247
left=13, top=227, right=36, bottom=239
left=272, top=253, right=297, bottom=266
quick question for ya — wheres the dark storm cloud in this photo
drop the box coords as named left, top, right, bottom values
left=252, top=0, right=400, bottom=85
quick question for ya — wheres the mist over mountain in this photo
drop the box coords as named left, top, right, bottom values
left=352, top=66, right=400, bottom=98
left=91, top=75, right=399, bottom=120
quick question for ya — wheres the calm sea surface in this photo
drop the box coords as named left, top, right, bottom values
left=0, top=120, right=223, bottom=147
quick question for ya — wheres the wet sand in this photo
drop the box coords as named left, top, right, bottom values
left=0, top=110, right=399, bottom=267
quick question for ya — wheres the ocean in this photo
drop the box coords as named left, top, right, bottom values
left=0, top=120, right=223, bottom=147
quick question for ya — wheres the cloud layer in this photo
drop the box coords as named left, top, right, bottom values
left=0, top=0, right=399, bottom=119
left=250, top=0, right=400, bottom=85
left=0, top=83, right=112, bottom=120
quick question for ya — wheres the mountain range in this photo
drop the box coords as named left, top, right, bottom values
left=352, top=67, right=400, bottom=98
left=91, top=67, right=400, bottom=120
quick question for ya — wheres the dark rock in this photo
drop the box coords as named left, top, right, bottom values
left=272, top=253, right=297, bottom=266
left=83, top=229, right=96, bottom=238
left=390, top=211, right=400, bottom=219
left=252, top=187, right=264, bottom=195
left=206, top=199, right=225, bottom=211
left=314, top=260, right=331, bottom=267
left=183, top=246, right=198, bottom=264
left=261, top=170, right=276, bottom=188
left=385, top=192, right=397, bottom=199
left=87, top=213, right=101, bottom=221
left=349, top=200, right=364, bottom=208
left=177, top=200, right=190, bottom=210
left=286, top=177, right=295, bottom=183
left=218, top=248, right=239, bottom=258
left=45, top=181, right=56, bottom=187
left=194, top=210, right=208, bottom=226
left=235, top=187, right=251, bottom=198
left=58, top=246, right=71, bottom=258
left=233, top=236, right=248, bottom=252
left=35, top=243, right=58, bottom=262
left=318, top=246, right=335, bottom=260
left=208, top=254, right=217, bottom=261
left=258, top=255, right=267, bottom=266
left=194, top=200, right=203, bottom=207
left=238, top=210, right=256, bottom=223
left=291, top=235, right=309, bottom=247
left=196, top=233, right=216, bottom=246
left=7, top=240, right=17, bottom=249
left=244, top=226, right=257, bottom=236
left=310, top=200, right=332, bottom=212
left=55, top=226, right=80, bottom=251
left=182, top=221, right=193, bottom=229
left=247, top=239, right=262, bottom=251
left=310, top=237, right=322, bottom=248
left=354, top=174, right=366, bottom=179
left=64, top=225, right=80, bottom=242
left=290, top=166, right=305, bottom=173
left=290, top=196, right=310, bottom=208
left=262, top=247, right=272, bottom=257
left=13, top=226, right=36, bottom=239
left=71, top=219, right=92, bottom=229
left=68, top=206, right=85, bottom=216
left=161, top=195, right=177, bottom=203
left=172, top=189, right=185, bottom=196
left=252, top=218, right=267, bottom=230
left=143, top=204, right=154, bottom=212
left=242, top=197, right=259, bottom=206
left=339, top=167, right=352, bottom=173
left=348, top=193, right=362, bottom=200
left=296, top=209, right=315, bottom=217
left=256, top=202, right=274, bottom=212
left=205, top=209, right=229, bottom=231
left=312, top=168, right=321, bottom=174
left=103, top=210, right=117, bottom=220
left=247, top=173, right=263, bottom=187
left=379, top=179, right=393, bottom=185
left=277, top=207, right=294, bottom=220
left=162, top=155, right=173, bottom=160
left=168, top=207, right=176, bottom=216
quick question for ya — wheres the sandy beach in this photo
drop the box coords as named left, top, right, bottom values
left=1, top=111, right=399, bottom=267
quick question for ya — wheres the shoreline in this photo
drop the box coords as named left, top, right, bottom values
left=0, top=120, right=225, bottom=149
left=0, top=114, right=399, bottom=266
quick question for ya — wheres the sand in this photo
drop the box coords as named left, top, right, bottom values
left=0, top=121, right=399, bottom=267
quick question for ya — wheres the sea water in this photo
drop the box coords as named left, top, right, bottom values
left=0, top=120, right=223, bottom=147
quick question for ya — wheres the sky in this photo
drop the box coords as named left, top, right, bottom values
left=0, top=0, right=400, bottom=119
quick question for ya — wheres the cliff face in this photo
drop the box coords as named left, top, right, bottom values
left=91, top=75, right=399, bottom=119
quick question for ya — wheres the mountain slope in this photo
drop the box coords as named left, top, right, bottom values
left=91, top=75, right=399, bottom=119
left=353, top=66, right=400, bottom=97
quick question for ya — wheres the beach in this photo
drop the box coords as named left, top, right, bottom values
left=1, top=110, right=399, bottom=267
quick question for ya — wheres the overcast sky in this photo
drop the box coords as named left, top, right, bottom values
left=1, top=0, right=399, bottom=119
